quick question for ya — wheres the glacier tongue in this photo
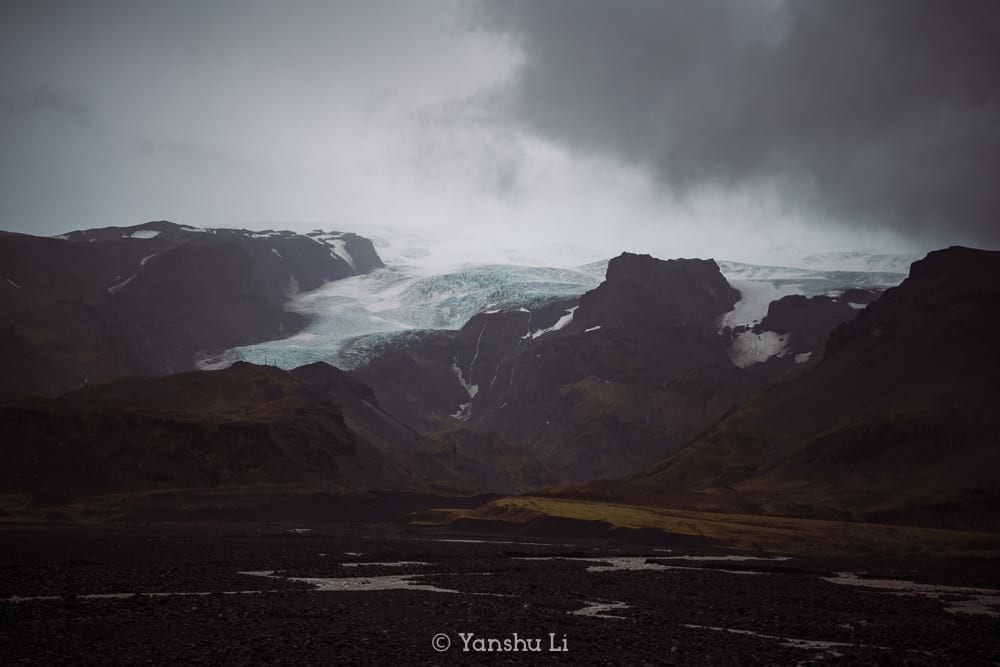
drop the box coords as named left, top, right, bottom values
left=205, top=248, right=911, bottom=373
left=213, top=263, right=600, bottom=371
left=718, top=280, right=801, bottom=330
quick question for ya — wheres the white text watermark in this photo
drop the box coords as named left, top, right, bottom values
left=432, top=632, right=569, bottom=653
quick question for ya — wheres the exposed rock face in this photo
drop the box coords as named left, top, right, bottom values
left=734, top=288, right=881, bottom=380
left=0, top=222, right=383, bottom=396
left=356, top=253, right=767, bottom=483
left=353, top=330, right=472, bottom=434
left=570, top=247, right=1000, bottom=531
left=578, top=253, right=741, bottom=329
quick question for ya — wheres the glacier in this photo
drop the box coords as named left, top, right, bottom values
left=202, top=263, right=601, bottom=370
left=201, top=246, right=913, bottom=371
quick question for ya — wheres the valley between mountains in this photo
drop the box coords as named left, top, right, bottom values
left=4, top=221, right=1000, bottom=665
left=1, top=222, right=998, bottom=545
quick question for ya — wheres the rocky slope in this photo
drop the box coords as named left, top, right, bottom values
left=564, top=247, right=1000, bottom=530
left=0, top=361, right=553, bottom=507
left=0, top=221, right=382, bottom=396
left=727, top=288, right=881, bottom=381
left=356, top=253, right=774, bottom=483
left=0, top=362, right=417, bottom=497
left=225, top=252, right=902, bottom=372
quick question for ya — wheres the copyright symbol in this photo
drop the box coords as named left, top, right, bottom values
left=431, top=633, right=451, bottom=652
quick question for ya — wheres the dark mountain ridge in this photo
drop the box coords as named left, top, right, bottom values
left=356, top=253, right=770, bottom=482
left=0, top=221, right=382, bottom=396
left=557, top=247, right=1000, bottom=530
left=731, top=287, right=880, bottom=381
left=0, top=360, right=554, bottom=516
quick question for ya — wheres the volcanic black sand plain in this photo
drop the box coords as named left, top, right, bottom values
left=2, top=524, right=998, bottom=665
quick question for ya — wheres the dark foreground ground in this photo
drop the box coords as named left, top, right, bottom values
left=1, top=524, right=998, bottom=665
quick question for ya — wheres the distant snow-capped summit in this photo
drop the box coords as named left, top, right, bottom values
left=796, top=250, right=919, bottom=274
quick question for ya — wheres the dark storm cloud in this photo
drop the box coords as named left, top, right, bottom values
left=0, top=0, right=521, bottom=238
left=475, top=0, right=1000, bottom=246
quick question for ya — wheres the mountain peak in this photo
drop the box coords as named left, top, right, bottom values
left=605, top=252, right=724, bottom=281
left=908, top=246, right=1000, bottom=286
left=826, top=245, right=1000, bottom=361
left=582, top=252, right=740, bottom=327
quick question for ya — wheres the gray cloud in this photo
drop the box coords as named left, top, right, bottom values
left=474, top=0, right=1000, bottom=247
left=0, top=0, right=521, bottom=239
left=0, top=86, right=90, bottom=123
left=1, top=0, right=992, bottom=263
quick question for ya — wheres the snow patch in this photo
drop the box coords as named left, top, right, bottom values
left=307, top=230, right=345, bottom=242
left=523, top=306, right=578, bottom=339
left=328, top=239, right=356, bottom=271
left=452, top=361, right=479, bottom=400
left=305, top=230, right=356, bottom=271
left=584, top=325, right=601, bottom=333
left=128, top=230, right=160, bottom=239
left=729, top=331, right=790, bottom=368
left=194, top=351, right=241, bottom=371
left=5, top=278, right=20, bottom=289
left=140, top=253, right=157, bottom=266
left=794, top=351, right=813, bottom=364
left=107, top=274, right=136, bottom=295
left=451, top=355, right=478, bottom=422
left=271, top=248, right=282, bottom=259
left=848, top=302, right=867, bottom=310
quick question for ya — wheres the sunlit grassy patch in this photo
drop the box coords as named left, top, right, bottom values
left=411, top=495, right=1000, bottom=558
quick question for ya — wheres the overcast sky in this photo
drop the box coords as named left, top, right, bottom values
left=2, top=0, right=997, bottom=266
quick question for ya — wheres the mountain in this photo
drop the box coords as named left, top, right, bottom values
left=0, top=361, right=415, bottom=496
left=727, top=288, right=880, bottom=380
left=563, top=247, right=1000, bottom=530
left=0, top=221, right=382, bottom=396
left=356, top=253, right=775, bottom=482
left=218, top=247, right=895, bottom=487
left=211, top=242, right=907, bottom=373
left=0, top=361, right=554, bottom=516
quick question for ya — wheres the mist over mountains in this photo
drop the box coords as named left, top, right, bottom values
left=2, top=220, right=995, bottom=534
left=4, top=3, right=1000, bottom=662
